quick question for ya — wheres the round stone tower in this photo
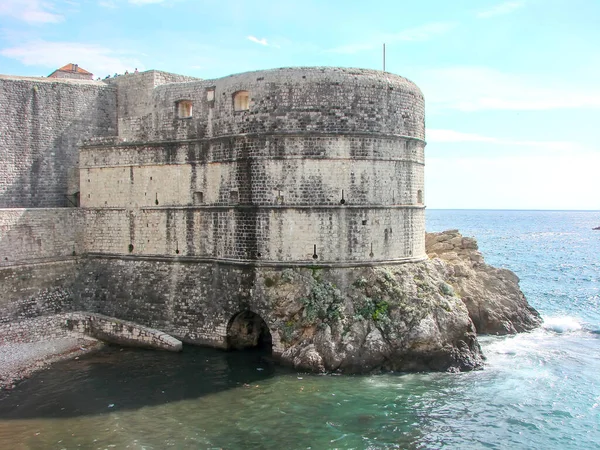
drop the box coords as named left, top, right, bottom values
left=202, top=67, right=426, bottom=264
left=80, top=67, right=426, bottom=265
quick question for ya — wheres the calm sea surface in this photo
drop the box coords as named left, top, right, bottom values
left=1, top=210, right=599, bottom=449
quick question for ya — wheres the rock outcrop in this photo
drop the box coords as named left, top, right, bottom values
left=426, top=230, right=542, bottom=334
left=260, top=263, right=483, bottom=374
left=257, top=230, right=541, bottom=373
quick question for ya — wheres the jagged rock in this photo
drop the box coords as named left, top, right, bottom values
left=259, top=262, right=485, bottom=374
left=256, top=230, right=541, bottom=374
left=426, top=230, right=542, bottom=334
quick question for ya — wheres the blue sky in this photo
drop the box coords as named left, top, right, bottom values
left=1, top=0, right=599, bottom=210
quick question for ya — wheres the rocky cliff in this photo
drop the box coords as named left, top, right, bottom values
left=426, top=230, right=542, bottom=334
left=259, top=230, right=541, bottom=373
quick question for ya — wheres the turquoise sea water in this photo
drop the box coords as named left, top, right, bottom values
left=0, top=209, right=599, bottom=449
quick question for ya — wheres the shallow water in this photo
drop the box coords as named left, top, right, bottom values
left=1, top=210, right=599, bottom=449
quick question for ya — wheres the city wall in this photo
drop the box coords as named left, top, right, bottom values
left=0, top=208, right=81, bottom=329
left=0, top=67, right=427, bottom=355
left=0, top=76, right=117, bottom=208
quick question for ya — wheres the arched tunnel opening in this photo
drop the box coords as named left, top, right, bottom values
left=226, top=311, right=273, bottom=353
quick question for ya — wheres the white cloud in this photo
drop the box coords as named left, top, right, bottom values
left=425, top=151, right=600, bottom=210
left=0, top=41, right=144, bottom=77
left=247, top=35, right=269, bottom=46
left=246, top=35, right=280, bottom=48
left=0, top=0, right=63, bottom=24
left=427, top=129, right=583, bottom=151
left=326, top=22, right=456, bottom=54
left=420, top=66, right=600, bottom=112
left=478, top=1, right=525, bottom=19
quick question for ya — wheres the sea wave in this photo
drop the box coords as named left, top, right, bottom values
left=541, top=316, right=583, bottom=333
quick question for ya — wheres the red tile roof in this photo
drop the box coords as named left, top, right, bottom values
left=48, top=63, right=93, bottom=77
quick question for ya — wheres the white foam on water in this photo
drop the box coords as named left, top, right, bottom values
left=542, top=316, right=583, bottom=333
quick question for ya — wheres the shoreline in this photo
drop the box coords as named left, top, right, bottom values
left=0, top=337, right=104, bottom=392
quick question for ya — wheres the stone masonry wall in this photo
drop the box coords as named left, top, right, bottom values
left=105, top=70, right=199, bottom=140
left=78, top=207, right=424, bottom=263
left=0, top=75, right=116, bottom=207
left=74, top=258, right=285, bottom=353
left=80, top=136, right=424, bottom=208
left=0, top=260, right=78, bottom=325
left=0, top=208, right=82, bottom=266
left=0, top=208, right=82, bottom=327
left=0, top=67, right=427, bottom=355
left=79, top=67, right=426, bottom=265
left=110, top=67, right=424, bottom=142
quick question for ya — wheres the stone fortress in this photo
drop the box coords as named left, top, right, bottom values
left=3, top=65, right=536, bottom=373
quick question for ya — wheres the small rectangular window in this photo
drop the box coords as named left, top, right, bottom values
left=206, top=88, right=215, bottom=102
left=233, top=91, right=250, bottom=111
left=230, top=190, right=239, bottom=203
left=176, top=100, right=193, bottom=118
left=194, top=191, right=204, bottom=204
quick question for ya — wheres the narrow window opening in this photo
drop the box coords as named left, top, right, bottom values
left=417, top=189, right=423, bottom=205
left=340, top=189, right=346, bottom=205
left=194, top=191, right=204, bottom=204
left=206, top=88, right=215, bottom=102
left=233, top=90, right=250, bottom=111
left=230, top=190, right=239, bottom=204
left=128, top=244, right=134, bottom=253
left=312, top=244, right=318, bottom=260
left=176, top=100, right=193, bottom=118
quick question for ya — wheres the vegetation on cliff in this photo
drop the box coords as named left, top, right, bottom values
left=258, top=230, right=541, bottom=373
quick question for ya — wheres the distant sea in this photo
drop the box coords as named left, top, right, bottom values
left=0, top=209, right=599, bottom=449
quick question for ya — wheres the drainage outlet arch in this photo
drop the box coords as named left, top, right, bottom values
left=226, top=311, right=273, bottom=352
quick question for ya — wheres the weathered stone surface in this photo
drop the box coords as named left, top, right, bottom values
left=426, top=230, right=542, bottom=334
left=0, top=75, right=117, bottom=208
left=65, top=312, right=182, bottom=351
left=257, top=264, right=483, bottom=373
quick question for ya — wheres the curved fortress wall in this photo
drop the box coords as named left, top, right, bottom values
left=81, top=68, right=426, bottom=265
